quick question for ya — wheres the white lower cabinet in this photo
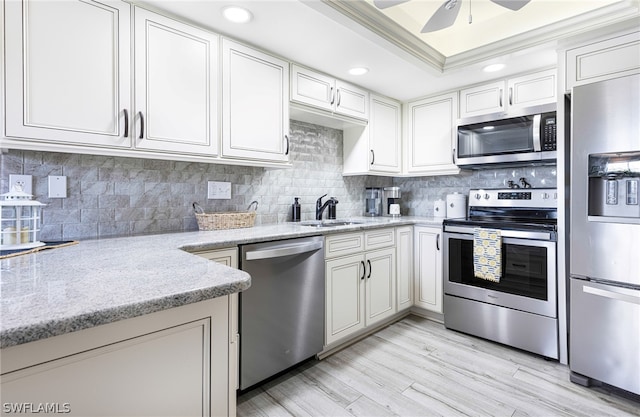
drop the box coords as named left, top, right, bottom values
left=193, top=248, right=239, bottom=416
left=414, top=226, right=443, bottom=314
left=325, top=229, right=396, bottom=346
left=396, top=226, right=414, bottom=311
left=0, top=297, right=232, bottom=417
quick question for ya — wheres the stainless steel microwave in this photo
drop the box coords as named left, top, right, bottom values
left=456, top=106, right=557, bottom=168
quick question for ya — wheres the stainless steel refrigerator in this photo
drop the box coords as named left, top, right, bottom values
left=569, top=73, right=640, bottom=395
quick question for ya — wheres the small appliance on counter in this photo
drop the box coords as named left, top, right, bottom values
left=365, top=187, right=382, bottom=216
left=291, top=197, right=301, bottom=222
left=446, top=192, right=467, bottom=219
left=383, top=187, right=402, bottom=217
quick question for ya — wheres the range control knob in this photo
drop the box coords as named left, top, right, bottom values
left=541, top=192, right=549, bottom=199
left=475, top=193, right=482, bottom=200
left=484, top=193, right=490, bottom=200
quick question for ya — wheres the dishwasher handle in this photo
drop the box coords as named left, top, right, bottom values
left=244, top=241, right=323, bottom=261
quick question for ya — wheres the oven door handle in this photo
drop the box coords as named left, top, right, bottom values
left=444, top=225, right=554, bottom=241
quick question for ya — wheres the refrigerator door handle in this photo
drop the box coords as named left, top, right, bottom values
left=583, top=284, right=640, bottom=306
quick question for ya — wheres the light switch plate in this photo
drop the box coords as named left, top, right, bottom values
left=207, top=181, right=231, bottom=199
left=9, top=174, right=33, bottom=194
left=48, top=176, right=67, bottom=198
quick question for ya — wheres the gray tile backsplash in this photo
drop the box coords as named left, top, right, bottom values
left=1, top=120, right=556, bottom=240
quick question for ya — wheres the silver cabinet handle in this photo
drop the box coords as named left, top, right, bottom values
left=138, top=111, right=145, bottom=139
left=367, top=259, right=372, bottom=279
left=370, top=149, right=375, bottom=165
left=330, top=87, right=335, bottom=105
left=123, top=109, right=129, bottom=138
left=245, top=241, right=322, bottom=261
left=436, top=234, right=440, bottom=251
left=360, top=261, right=365, bottom=280
left=285, top=135, right=290, bottom=155
left=337, top=90, right=342, bottom=107
left=499, top=89, right=503, bottom=108
left=452, top=148, right=456, bottom=164
left=509, top=87, right=513, bottom=106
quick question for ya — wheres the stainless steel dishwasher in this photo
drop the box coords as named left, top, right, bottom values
left=239, top=236, right=325, bottom=390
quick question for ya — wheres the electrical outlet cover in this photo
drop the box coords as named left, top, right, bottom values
left=207, top=181, right=232, bottom=199
left=9, top=174, right=33, bottom=195
left=48, top=176, right=67, bottom=198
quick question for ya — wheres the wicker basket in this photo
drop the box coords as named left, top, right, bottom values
left=195, top=211, right=256, bottom=231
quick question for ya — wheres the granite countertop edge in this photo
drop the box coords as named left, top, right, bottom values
left=1, top=216, right=443, bottom=349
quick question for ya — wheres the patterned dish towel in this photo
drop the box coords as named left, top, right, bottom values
left=473, top=228, right=502, bottom=283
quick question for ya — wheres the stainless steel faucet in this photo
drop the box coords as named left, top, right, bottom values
left=315, top=194, right=339, bottom=220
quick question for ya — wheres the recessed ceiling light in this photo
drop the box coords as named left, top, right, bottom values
left=222, top=6, right=253, bottom=23
left=348, top=67, right=369, bottom=76
left=483, top=64, right=505, bottom=73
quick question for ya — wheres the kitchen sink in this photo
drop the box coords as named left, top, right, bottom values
left=299, top=220, right=364, bottom=228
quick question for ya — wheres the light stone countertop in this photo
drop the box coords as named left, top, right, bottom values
left=0, top=216, right=443, bottom=349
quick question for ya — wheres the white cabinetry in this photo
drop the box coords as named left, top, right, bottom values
left=414, top=226, right=443, bottom=314
left=291, top=64, right=369, bottom=120
left=133, top=8, right=219, bottom=156
left=192, top=247, right=239, bottom=415
left=459, top=69, right=557, bottom=119
left=4, top=0, right=131, bottom=148
left=1, top=297, right=232, bottom=417
left=222, top=39, right=290, bottom=163
left=343, top=94, right=402, bottom=175
left=566, top=31, right=640, bottom=90
left=396, top=226, right=414, bottom=311
left=325, top=229, right=396, bottom=345
left=404, top=92, right=459, bottom=176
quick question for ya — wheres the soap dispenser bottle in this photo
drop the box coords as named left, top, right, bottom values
left=291, top=197, right=301, bottom=222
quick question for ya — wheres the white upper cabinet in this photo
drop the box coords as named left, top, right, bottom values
left=291, top=65, right=369, bottom=120
left=459, top=69, right=557, bottom=119
left=222, top=39, right=290, bottom=163
left=566, top=31, right=640, bottom=90
left=343, top=94, right=401, bottom=175
left=4, top=0, right=131, bottom=148
left=134, top=8, right=219, bottom=156
left=404, top=92, right=460, bottom=176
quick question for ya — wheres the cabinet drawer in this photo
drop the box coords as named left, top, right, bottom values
left=364, top=228, right=395, bottom=251
left=325, top=233, right=364, bottom=258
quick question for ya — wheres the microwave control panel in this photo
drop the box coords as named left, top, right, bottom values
left=541, top=116, right=557, bottom=151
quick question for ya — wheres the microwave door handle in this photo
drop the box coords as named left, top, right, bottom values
left=532, top=114, right=542, bottom=151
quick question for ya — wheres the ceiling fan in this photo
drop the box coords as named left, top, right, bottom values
left=373, top=0, right=531, bottom=33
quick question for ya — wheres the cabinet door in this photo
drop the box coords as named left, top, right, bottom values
left=335, top=80, right=369, bottom=120
left=405, top=92, right=459, bottom=175
left=222, top=39, right=290, bottom=162
left=566, top=31, right=640, bottom=89
left=459, top=80, right=505, bottom=118
left=290, top=64, right=335, bottom=112
left=4, top=0, right=131, bottom=148
left=134, top=8, right=219, bottom=156
left=325, top=254, right=366, bottom=345
left=414, top=226, right=443, bottom=313
left=396, top=226, right=414, bottom=311
left=369, top=94, right=401, bottom=173
left=507, top=69, right=556, bottom=110
left=365, top=247, right=396, bottom=326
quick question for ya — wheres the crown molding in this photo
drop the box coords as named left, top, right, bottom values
left=319, top=0, right=640, bottom=73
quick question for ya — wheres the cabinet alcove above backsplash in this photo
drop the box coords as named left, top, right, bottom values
left=0, top=120, right=557, bottom=241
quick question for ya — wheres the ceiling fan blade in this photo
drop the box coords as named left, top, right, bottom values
left=490, top=0, right=531, bottom=11
left=373, top=0, right=411, bottom=9
left=421, top=0, right=462, bottom=33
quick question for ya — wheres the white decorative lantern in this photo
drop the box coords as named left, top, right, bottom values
left=1, top=184, right=46, bottom=250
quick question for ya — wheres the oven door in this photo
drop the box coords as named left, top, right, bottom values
left=444, top=227, right=557, bottom=318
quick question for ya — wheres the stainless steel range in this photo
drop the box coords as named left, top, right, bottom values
left=443, top=188, right=559, bottom=359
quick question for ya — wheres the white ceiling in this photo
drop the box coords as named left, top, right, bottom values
left=136, top=0, right=640, bottom=101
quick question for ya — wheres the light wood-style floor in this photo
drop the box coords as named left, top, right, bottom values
left=237, top=315, right=640, bottom=417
